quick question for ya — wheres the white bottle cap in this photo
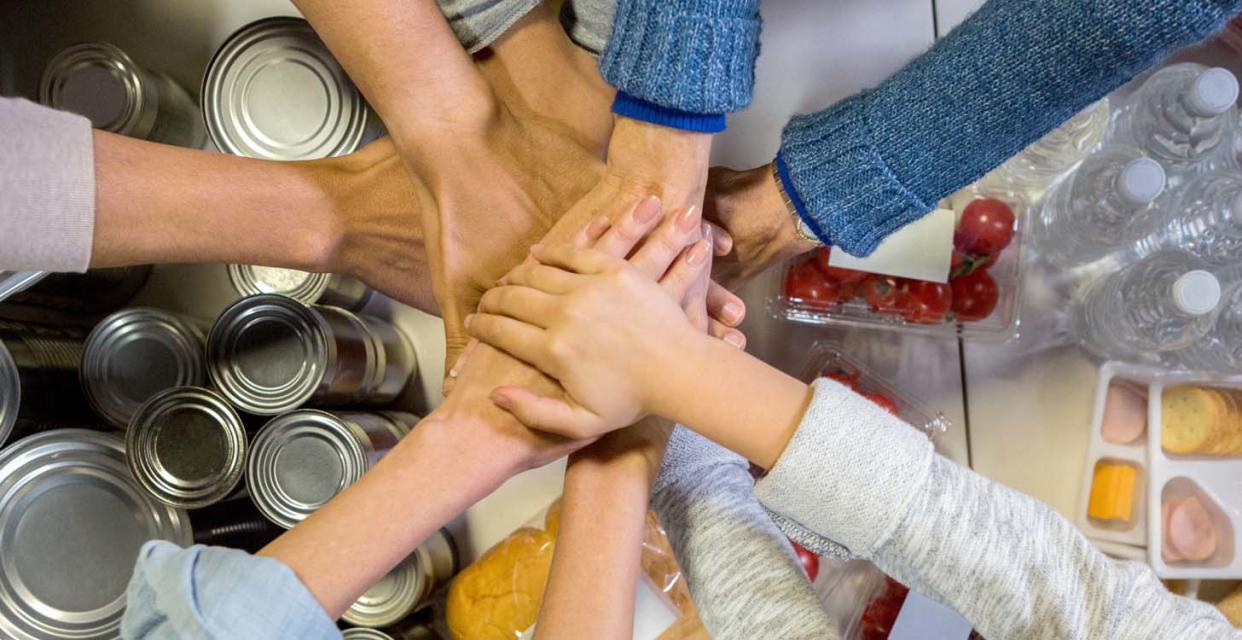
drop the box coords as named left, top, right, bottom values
left=1186, top=68, right=1239, bottom=117
left=1117, top=158, right=1166, bottom=205
left=1173, top=270, right=1222, bottom=316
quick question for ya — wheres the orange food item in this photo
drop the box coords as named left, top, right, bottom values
left=1088, top=461, right=1138, bottom=523
left=446, top=528, right=555, bottom=640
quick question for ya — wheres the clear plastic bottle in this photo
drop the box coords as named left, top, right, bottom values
left=1134, top=172, right=1242, bottom=266
left=985, top=99, right=1110, bottom=200
left=1111, top=63, right=1238, bottom=171
left=1179, top=281, right=1242, bottom=371
left=1074, top=250, right=1222, bottom=360
left=1033, top=146, right=1167, bottom=265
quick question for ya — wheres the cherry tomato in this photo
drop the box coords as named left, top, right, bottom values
left=955, top=198, right=1015, bottom=257
left=861, top=275, right=902, bottom=313
left=861, top=391, right=900, bottom=416
left=821, top=369, right=860, bottom=390
left=789, top=540, right=819, bottom=582
left=897, top=280, right=953, bottom=324
left=815, top=247, right=868, bottom=283
left=784, top=260, right=840, bottom=309
left=950, top=270, right=999, bottom=321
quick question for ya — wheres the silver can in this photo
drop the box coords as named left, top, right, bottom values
left=0, top=327, right=96, bottom=446
left=202, top=17, right=368, bottom=160
left=40, top=42, right=206, bottom=147
left=0, top=430, right=190, bottom=640
left=345, top=528, right=459, bottom=628
left=82, top=308, right=207, bottom=428
left=207, top=294, right=415, bottom=415
left=227, top=265, right=371, bottom=310
left=343, top=630, right=396, bottom=640
left=247, top=409, right=409, bottom=528
left=126, top=387, right=248, bottom=509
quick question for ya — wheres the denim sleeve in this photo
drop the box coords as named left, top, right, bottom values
left=122, top=541, right=340, bottom=640
left=777, top=0, right=1241, bottom=256
left=598, top=0, right=760, bottom=131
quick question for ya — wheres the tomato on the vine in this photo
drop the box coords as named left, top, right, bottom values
left=815, top=247, right=868, bottom=283
left=897, top=280, right=953, bottom=324
left=789, top=540, right=819, bottom=582
left=950, top=270, right=999, bottom=321
left=861, top=275, right=902, bottom=313
left=955, top=198, right=1015, bottom=257
left=784, top=260, right=841, bottom=309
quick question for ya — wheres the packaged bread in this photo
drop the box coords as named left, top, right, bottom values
left=446, top=527, right=555, bottom=640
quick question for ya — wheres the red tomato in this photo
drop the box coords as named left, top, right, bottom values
left=815, top=247, right=869, bottom=283
left=789, top=540, right=819, bottom=582
left=950, top=270, right=1000, bottom=321
left=955, top=198, right=1015, bottom=257
left=897, top=280, right=953, bottom=324
left=784, top=260, right=840, bottom=309
left=861, top=391, right=900, bottom=415
left=859, top=578, right=910, bottom=640
left=861, top=275, right=902, bottom=313
left=821, top=369, right=860, bottom=390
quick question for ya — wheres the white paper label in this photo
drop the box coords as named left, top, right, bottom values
left=827, top=208, right=956, bottom=283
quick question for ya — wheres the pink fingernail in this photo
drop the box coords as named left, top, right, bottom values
left=723, top=302, right=744, bottom=324
left=491, top=390, right=512, bottom=410
left=724, top=332, right=746, bottom=349
left=676, top=206, right=699, bottom=232
left=686, top=240, right=710, bottom=266
left=634, top=196, right=662, bottom=223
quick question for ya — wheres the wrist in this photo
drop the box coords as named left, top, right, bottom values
left=645, top=330, right=720, bottom=425
left=607, top=116, right=711, bottom=204
left=284, top=157, right=352, bottom=272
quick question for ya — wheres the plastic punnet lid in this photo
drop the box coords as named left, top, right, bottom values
left=1186, top=67, right=1239, bottom=117
left=1117, top=158, right=1166, bottom=205
left=1173, top=270, right=1222, bottom=316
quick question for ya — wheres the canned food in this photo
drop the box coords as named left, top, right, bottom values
left=0, top=327, right=96, bottom=446
left=0, top=266, right=151, bottom=326
left=82, top=308, right=207, bottom=428
left=345, top=528, right=459, bottom=627
left=40, top=42, right=205, bottom=147
left=248, top=409, right=409, bottom=528
left=190, top=496, right=285, bottom=554
left=227, top=265, right=371, bottom=310
left=202, top=17, right=368, bottom=160
left=0, top=430, right=190, bottom=640
left=126, top=387, right=247, bottom=509
left=343, top=629, right=396, bottom=640
left=208, top=295, right=416, bottom=415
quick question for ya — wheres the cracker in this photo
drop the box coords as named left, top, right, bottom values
left=1162, top=387, right=1224, bottom=454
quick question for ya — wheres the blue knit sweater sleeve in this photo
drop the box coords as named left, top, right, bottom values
left=779, top=0, right=1241, bottom=255
left=599, top=0, right=760, bottom=130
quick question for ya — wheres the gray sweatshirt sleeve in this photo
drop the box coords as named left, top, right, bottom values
left=0, top=98, right=95, bottom=272
left=755, top=379, right=1241, bottom=640
left=651, top=426, right=837, bottom=640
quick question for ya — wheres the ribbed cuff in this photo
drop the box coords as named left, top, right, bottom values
left=778, top=93, right=933, bottom=257
left=612, top=93, right=727, bottom=133
left=599, top=0, right=760, bottom=115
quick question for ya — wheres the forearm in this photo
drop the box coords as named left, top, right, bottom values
left=258, top=416, right=518, bottom=618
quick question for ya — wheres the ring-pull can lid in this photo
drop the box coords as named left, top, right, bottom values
left=344, top=554, right=425, bottom=628
left=40, top=42, right=155, bottom=136
left=0, top=430, right=190, bottom=640
left=83, top=308, right=206, bottom=428
left=202, top=17, right=367, bottom=160
left=342, top=629, right=397, bottom=640
left=227, top=265, right=333, bottom=306
left=127, top=386, right=248, bottom=509
left=208, top=294, right=329, bottom=415
left=248, top=409, right=368, bottom=528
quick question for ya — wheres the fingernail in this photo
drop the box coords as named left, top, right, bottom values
left=676, top=206, right=699, bottom=232
left=723, top=302, right=744, bottom=324
left=686, top=240, right=710, bottom=266
left=701, top=222, right=713, bottom=241
left=490, top=390, right=512, bottom=410
left=464, top=314, right=474, bottom=328
left=587, top=216, right=610, bottom=238
left=715, top=231, right=733, bottom=255
left=634, top=196, right=662, bottom=223
left=724, top=332, right=746, bottom=349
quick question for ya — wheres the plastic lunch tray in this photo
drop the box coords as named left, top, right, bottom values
left=1076, top=361, right=1242, bottom=579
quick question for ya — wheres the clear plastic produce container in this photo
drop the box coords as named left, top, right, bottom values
left=770, top=184, right=1027, bottom=341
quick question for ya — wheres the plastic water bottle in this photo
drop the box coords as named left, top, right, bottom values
left=1074, top=250, right=1222, bottom=359
left=985, top=99, right=1110, bottom=199
left=1179, top=281, right=1242, bottom=371
left=1135, top=172, right=1242, bottom=266
left=1033, top=146, right=1167, bottom=265
left=1112, top=63, right=1239, bottom=171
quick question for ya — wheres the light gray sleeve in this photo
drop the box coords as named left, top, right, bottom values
left=0, top=98, right=95, bottom=272
left=755, top=379, right=1242, bottom=640
left=558, top=0, right=615, bottom=55
left=437, top=0, right=542, bottom=53
left=651, top=426, right=838, bottom=640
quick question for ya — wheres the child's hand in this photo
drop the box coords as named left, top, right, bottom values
left=465, top=241, right=711, bottom=439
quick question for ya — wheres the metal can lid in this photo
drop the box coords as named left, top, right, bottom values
left=39, top=42, right=152, bottom=136
left=207, top=294, right=329, bottom=415
left=127, top=386, right=247, bottom=509
left=83, top=308, right=206, bottom=428
left=343, top=554, right=425, bottom=628
left=343, top=629, right=396, bottom=640
left=0, top=430, right=190, bottom=640
left=202, top=17, right=367, bottom=159
left=227, top=264, right=332, bottom=306
left=247, top=409, right=368, bottom=528
left=0, top=342, right=19, bottom=447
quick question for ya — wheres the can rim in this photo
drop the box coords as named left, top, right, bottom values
left=0, top=343, right=18, bottom=448
left=201, top=17, right=367, bottom=159
left=342, top=629, right=396, bottom=640
left=226, top=264, right=331, bottom=306
left=247, top=410, right=368, bottom=528
left=207, top=294, right=329, bottom=415
left=82, top=308, right=206, bottom=428
left=342, top=553, right=424, bottom=627
left=39, top=42, right=151, bottom=135
left=126, top=386, right=247, bottom=509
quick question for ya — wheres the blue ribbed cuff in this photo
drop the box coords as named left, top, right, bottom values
left=612, top=93, right=727, bottom=133
left=599, top=0, right=760, bottom=115
left=774, top=154, right=826, bottom=244
left=778, top=92, right=932, bottom=257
